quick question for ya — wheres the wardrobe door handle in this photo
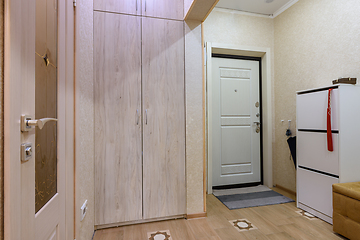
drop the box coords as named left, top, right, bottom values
left=136, top=109, right=139, bottom=125
left=136, top=0, right=138, bottom=11
left=145, top=109, right=148, bottom=125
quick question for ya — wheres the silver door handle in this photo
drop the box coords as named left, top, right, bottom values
left=145, top=109, right=148, bottom=125
left=21, top=115, right=58, bottom=132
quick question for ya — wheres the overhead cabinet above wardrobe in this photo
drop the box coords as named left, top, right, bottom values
left=94, top=0, right=184, bottom=20
left=94, top=9, right=185, bottom=227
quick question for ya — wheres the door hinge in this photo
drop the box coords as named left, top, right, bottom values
left=73, top=0, right=76, bottom=7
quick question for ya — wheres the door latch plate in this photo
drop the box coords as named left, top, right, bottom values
left=21, top=143, right=32, bottom=162
left=21, top=115, right=33, bottom=132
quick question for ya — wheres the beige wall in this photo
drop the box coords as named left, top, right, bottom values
left=75, top=1, right=94, bottom=240
left=185, top=20, right=205, bottom=214
left=274, top=0, right=360, bottom=192
left=204, top=9, right=274, bottom=48
left=0, top=0, right=3, bottom=239
left=184, top=0, right=195, bottom=17
left=203, top=8, right=275, bottom=188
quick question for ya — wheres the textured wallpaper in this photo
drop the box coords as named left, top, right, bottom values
left=203, top=8, right=275, bottom=187
left=184, top=0, right=195, bottom=17
left=204, top=8, right=274, bottom=49
left=76, top=1, right=94, bottom=240
left=0, top=0, right=3, bottom=238
left=185, top=20, right=205, bottom=214
left=274, top=0, right=360, bottom=192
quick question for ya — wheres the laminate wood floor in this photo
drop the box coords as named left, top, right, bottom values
left=93, top=188, right=346, bottom=240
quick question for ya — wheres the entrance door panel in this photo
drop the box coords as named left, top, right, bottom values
left=211, top=57, right=261, bottom=186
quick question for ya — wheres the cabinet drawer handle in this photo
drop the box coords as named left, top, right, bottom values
left=145, top=109, right=148, bottom=125
left=136, top=109, right=139, bottom=125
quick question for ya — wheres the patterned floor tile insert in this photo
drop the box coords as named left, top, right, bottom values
left=147, top=230, right=172, bottom=240
left=229, top=219, right=258, bottom=232
left=295, top=210, right=317, bottom=220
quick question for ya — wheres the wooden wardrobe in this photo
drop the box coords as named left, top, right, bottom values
left=94, top=0, right=185, bottom=227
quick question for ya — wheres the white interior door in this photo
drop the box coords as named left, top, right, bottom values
left=4, top=0, right=71, bottom=239
left=211, top=57, right=261, bottom=187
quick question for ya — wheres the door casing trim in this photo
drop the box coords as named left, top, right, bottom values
left=206, top=42, right=273, bottom=194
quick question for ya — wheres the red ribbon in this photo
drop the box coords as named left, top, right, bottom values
left=327, top=89, right=333, bottom=152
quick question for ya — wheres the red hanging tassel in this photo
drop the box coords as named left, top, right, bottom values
left=327, top=89, right=333, bottom=152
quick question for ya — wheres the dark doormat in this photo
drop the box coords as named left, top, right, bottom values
left=213, top=186, right=294, bottom=210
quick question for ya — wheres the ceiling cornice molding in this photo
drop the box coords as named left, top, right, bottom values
left=214, top=7, right=272, bottom=19
left=272, top=0, right=298, bottom=18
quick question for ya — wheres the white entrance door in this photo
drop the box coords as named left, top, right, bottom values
left=4, top=0, right=72, bottom=239
left=211, top=57, right=261, bottom=187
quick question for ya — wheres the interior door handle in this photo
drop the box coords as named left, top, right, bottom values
left=21, top=115, right=58, bottom=132
left=253, top=121, right=261, bottom=126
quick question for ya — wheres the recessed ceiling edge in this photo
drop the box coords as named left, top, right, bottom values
left=271, top=0, right=298, bottom=18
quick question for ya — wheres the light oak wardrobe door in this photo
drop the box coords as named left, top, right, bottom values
left=142, top=0, right=183, bottom=20
left=142, top=18, right=186, bottom=219
left=94, top=12, right=142, bottom=225
left=94, top=0, right=141, bottom=15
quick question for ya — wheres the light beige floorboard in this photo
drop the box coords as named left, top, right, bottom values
left=93, top=188, right=343, bottom=240
left=266, top=231, right=296, bottom=240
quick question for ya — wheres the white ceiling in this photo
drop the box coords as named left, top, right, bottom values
left=215, top=0, right=298, bottom=17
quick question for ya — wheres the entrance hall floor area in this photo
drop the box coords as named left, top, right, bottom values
left=93, top=188, right=345, bottom=240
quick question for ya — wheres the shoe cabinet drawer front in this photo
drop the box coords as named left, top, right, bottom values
left=298, top=168, right=338, bottom=218
left=297, top=131, right=339, bottom=175
left=297, top=89, right=339, bottom=130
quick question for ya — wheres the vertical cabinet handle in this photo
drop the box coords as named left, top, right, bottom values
left=136, top=0, right=138, bottom=11
left=145, top=109, right=148, bottom=125
left=145, top=0, right=146, bottom=12
left=136, top=109, right=139, bottom=125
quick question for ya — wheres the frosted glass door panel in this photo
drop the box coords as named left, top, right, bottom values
left=35, top=0, right=58, bottom=213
